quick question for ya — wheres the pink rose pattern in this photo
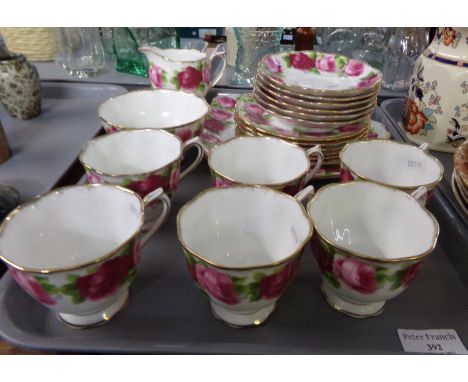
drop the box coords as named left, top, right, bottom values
left=183, top=250, right=302, bottom=306
left=195, top=264, right=239, bottom=305
left=289, top=52, right=315, bottom=70
left=86, top=172, right=103, bottom=184
left=204, top=118, right=225, bottom=133
left=149, top=65, right=164, bottom=88
left=213, top=176, right=235, bottom=188
left=177, top=66, right=203, bottom=90
left=344, top=59, right=365, bottom=76
left=333, top=256, right=377, bottom=294
left=216, top=96, right=237, bottom=108
left=175, top=127, right=194, bottom=142
left=202, top=66, right=210, bottom=85
left=211, top=109, right=233, bottom=122
left=316, top=55, right=336, bottom=72
left=340, top=167, right=356, bottom=182
left=264, top=56, right=283, bottom=73
left=9, top=267, right=57, bottom=305
left=312, top=235, right=425, bottom=295
left=105, top=125, right=120, bottom=134
left=270, top=52, right=381, bottom=90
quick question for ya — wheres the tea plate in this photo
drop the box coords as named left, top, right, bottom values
left=259, top=51, right=382, bottom=96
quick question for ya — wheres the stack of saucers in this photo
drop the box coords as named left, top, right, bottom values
left=234, top=50, right=381, bottom=177
left=452, top=141, right=468, bottom=215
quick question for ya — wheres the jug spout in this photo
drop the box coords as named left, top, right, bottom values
left=138, top=45, right=165, bottom=63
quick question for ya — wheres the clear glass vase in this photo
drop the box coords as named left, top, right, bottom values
left=232, top=27, right=284, bottom=86
left=382, top=27, right=429, bottom=91
left=54, top=28, right=105, bottom=78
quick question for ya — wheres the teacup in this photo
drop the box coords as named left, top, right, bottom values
left=79, top=129, right=203, bottom=199
left=339, top=140, right=444, bottom=204
left=139, top=45, right=227, bottom=97
left=98, top=89, right=210, bottom=142
left=208, top=136, right=323, bottom=195
left=0, top=184, right=170, bottom=328
left=177, top=186, right=314, bottom=327
left=307, top=181, right=439, bottom=318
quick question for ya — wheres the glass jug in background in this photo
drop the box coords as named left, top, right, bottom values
left=232, top=27, right=283, bottom=86
left=111, top=27, right=180, bottom=77
left=351, top=27, right=391, bottom=70
left=54, top=27, right=105, bottom=78
left=382, top=27, right=429, bottom=91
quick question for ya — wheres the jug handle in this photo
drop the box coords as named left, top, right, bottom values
left=304, top=145, right=324, bottom=184
left=208, top=44, right=227, bottom=88
left=139, top=188, right=171, bottom=247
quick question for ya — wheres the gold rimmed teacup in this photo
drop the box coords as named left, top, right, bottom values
left=177, top=185, right=314, bottom=327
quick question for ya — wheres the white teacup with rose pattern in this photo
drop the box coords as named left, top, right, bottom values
left=177, top=185, right=314, bottom=327
left=307, top=181, right=439, bottom=318
left=98, top=89, right=210, bottom=142
left=139, top=45, right=227, bottom=97
left=0, top=184, right=170, bottom=328
left=208, top=136, right=323, bottom=195
left=339, top=140, right=444, bottom=205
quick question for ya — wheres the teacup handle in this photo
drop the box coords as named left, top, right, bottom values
left=410, top=185, right=428, bottom=203
left=180, top=136, right=204, bottom=180
left=139, top=188, right=171, bottom=247
left=294, top=185, right=315, bottom=204
left=418, top=143, right=429, bottom=152
left=304, top=145, right=324, bottom=184
left=208, top=44, right=227, bottom=88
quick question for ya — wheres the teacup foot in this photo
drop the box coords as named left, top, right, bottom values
left=321, top=281, right=385, bottom=318
left=210, top=302, right=276, bottom=328
left=56, top=289, right=130, bottom=329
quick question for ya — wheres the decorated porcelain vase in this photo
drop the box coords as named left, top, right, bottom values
left=404, top=27, right=468, bottom=153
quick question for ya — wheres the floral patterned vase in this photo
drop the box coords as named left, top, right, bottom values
left=404, top=27, right=468, bottom=153
left=0, top=54, right=41, bottom=120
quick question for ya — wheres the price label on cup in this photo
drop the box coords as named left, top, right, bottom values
left=398, top=329, right=468, bottom=354
left=404, top=158, right=426, bottom=173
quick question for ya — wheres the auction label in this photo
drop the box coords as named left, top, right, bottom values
left=398, top=329, right=468, bottom=354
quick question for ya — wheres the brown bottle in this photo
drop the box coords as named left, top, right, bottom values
left=295, top=27, right=315, bottom=51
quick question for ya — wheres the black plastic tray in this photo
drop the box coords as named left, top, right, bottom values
left=1, top=92, right=468, bottom=354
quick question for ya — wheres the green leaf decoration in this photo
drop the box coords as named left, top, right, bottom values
left=121, top=177, right=133, bottom=187
left=376, top=273, right=387, bottom=288
left=253, top=272, right=266, bottom=282
left=234, top=283, right=247, bottom=295
left=124, top=267, right=137, bottom=285
left=246, top=282, right=261, bottom=302
left=35, top=276, right=48, bottom=282
left=198, top=82, right=205, bottom=92
left=160, top=166, right=171, bottom=178
left=118, top=242, right=132, bottom=257
left=323, top=272, right=340, bottom=289
left=65, top=274, right=80, bottom=283
left=72, top=293, right=85, bottom=304
left=195, top=283, right=210, bottom=301
left=41, top=283, right=59, bottom=295
left=310, top=68, right=320, bottom=75
left=375, top=266, right=387, bottom=272
left=308, top=51, right=317, bottom=60
left=86, top=267, right=97, bottom=275
left=183, top=250, right=196, bottom=267
left=335, top=56, right=348, bottom=70
left=196, top=61, right=203, bottom=71
left=282, top=55, right=291, bottom=68
left=388, top=270, right=404, bottom=291
left=60, top=283, right=78, bottom=296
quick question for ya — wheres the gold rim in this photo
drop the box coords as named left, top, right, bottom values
left=306, top=181, right=440, bottom=263
left=253, top=89, right=376, bottom=123
left=235, top=111, right=370, bottom=143
left=339, top=139, right=445, bottom=191
left=254, top=79, right=377, bottom=117
left=177, top=185, right=314, bottom=270
left=257, top=67, right=381, bottom=100
left=256, top=73, right=377, bottom=109
left=98, top=89, right=210, bottom=132
left=208, top=136, right=314, bottom=187
left=79, top=129, right=183, bottom=178
left=237, top=94, right=371, bottom=128
left=257, top=62, right=382, bottom=98
left=0, top=184, right=146, bottom=274
left=139, top=46, right=207, bottom=64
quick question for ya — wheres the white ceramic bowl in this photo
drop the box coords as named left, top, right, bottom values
left=98, top=89, right=209, bottom=141
left=307, top=181, right=439, bottom=318
left=0, top=184, right=170, bottom=328
left=177, top=186, right=313, bottom=327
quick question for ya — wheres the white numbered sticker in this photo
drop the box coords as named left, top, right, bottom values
left=405, top=158, right=426, bottom=173
left=398, top=329, right=468, bottom=354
